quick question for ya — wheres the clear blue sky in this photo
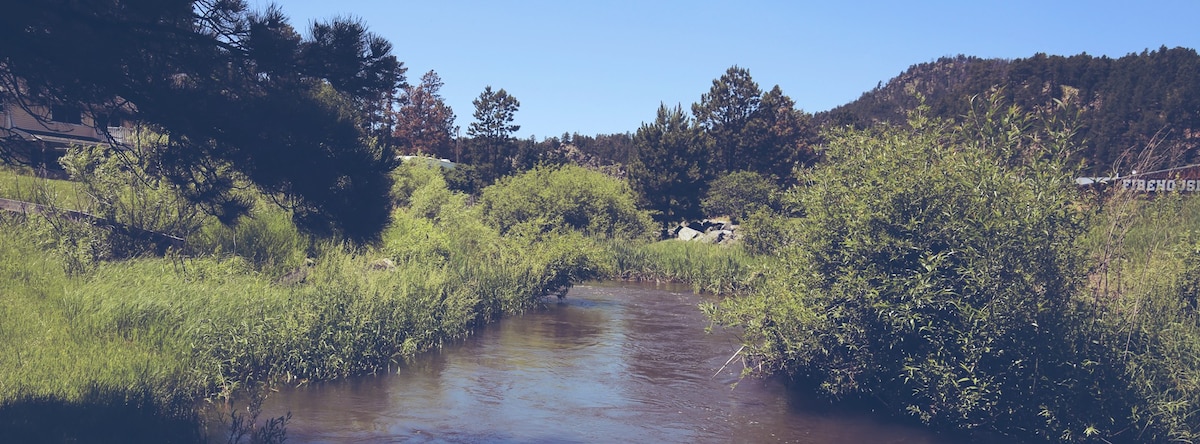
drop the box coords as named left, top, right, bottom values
left=255, top=0, right=1200, bottom=139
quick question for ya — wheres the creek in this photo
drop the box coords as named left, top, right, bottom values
left=256, top=281, right=949, bottom=443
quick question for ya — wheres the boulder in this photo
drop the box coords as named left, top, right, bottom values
left=698, top=229, right=734, bottom=244
left=676, top=225, right=703, bottom=241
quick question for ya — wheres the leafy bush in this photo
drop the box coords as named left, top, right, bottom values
left=391, top=158, right=451, bottom=207
left=391, top=159, right=465, bottom=222
left=2, top=140, right=210, bottom=271
left=700, top=170, right=779, bottom=223
left=189, top=207, right=307, bottom=276
left=59, top=138, right=204, bottom=242
left=478, top=164, right=654, bottom=240
left=708, top=111, right=1110, bottom=441
left=738, top=208, right=799, bottom=256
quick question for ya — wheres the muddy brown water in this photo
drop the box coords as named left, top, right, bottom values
left=255, top=281, right=953, bottom=443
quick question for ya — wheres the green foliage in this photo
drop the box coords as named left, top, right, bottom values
left=391, top=158, right=452, bottom=206
left=1, top=1, right=404, bottom=241
left=189, top=206, right=307, bottom=277
left=1079, top=193, right=1200, bottom=442
left=24, top=213, right=112, bottom=275
left=392, top=159, right=468, bottom=223
left=692, top=66, right=817, bottom=182
left=2, top=140, right=213, bottom=273
left=0, top=166, right=83, bottom=206
left=738, top=208, right=799, bottom=256
left=607, top=239, right=762, bottom=295
left=1116, top=236, right=1200, bottom=443
left=701, top=170, right=779, bottom=223
left=709, top=106, right=1103, bottom=440
left=629, top=67, right=817, bottom=224
left=59, top=138, right=204, bottom=240
left=0, top=154, right=614, bottom=437
left=628, top=104, right=709, bottom=224
left=478, top=164, right=655, bottom=240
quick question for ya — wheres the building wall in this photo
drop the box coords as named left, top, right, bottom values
left=2, top=102, right=103, bottom=140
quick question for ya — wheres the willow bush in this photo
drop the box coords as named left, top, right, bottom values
left=707, top=107, right=1136, bottom=441
left=476, top=164, right=654, bottom=240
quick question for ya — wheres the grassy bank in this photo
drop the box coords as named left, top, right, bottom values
left=606, top=238, right=763, bottom=295
left=0, top=162, right=610, bottom=442
left=0, top=166, right=89, bottom=208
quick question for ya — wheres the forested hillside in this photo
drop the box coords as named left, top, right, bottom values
left=818, top=46, right=1200, bottom=174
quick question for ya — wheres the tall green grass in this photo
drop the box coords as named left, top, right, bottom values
left=607, top=239, right=763, bottom=295
left=0, top=162, right=612, bottom=441
left=0, top=166, right=92, bottom=209
left=1079, top=191, right=1200, bottom=442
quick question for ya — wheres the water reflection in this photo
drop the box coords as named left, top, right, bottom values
left=257, top=281, right=948, bottom=443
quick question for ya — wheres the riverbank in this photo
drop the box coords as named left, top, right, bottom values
left=8, top=137, right=1200, bottom=444
left=606, top=238, right=763, bottom=296
left=0, top=163, right=614, bottom=442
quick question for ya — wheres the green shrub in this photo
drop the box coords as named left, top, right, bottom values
left=59, top=139, right=204, bottom=242
left=738, top=208, right=799, bottom=256
left=701, top=170, right=779, bottom=223
left=391, top=158, right=450, bottom=207
left=189, top=206, right=307, bottom=276
left=478, top=164, right=654, bottom=240
left=708, top=111, right=1109, bottom=441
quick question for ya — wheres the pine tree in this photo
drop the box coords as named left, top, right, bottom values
left=465, top=86, right=520, bottom=185
left=628, top=104, right=708, bottom=224
left=692, top=66, right=815, bottom=182
left=0, top=1, right=406, bottom=241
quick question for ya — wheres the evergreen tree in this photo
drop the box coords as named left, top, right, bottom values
left=692, top=66, right=762, bottom=175
left=0, top=0, right=406, bottom=241
left=692, top=66, right=814, bottom=182
left=628, top=104, right=708, bottom=224
left=464, top=86, right=520, bottom=186
left=757, top=85, right=819, bottom=180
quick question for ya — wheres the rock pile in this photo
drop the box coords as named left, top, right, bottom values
left=669, top=219, right=738, bottom=244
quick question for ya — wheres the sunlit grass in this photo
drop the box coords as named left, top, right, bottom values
left=607, top=238, right=763, bottom=295
left=0, top=164, right=613, bottom=439
left=1077, top=191, right=1200, bottom=441
left=0, top=166, right=90, bottom=209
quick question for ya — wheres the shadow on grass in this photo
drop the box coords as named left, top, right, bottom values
left=0, top=394, right=202, bottom=444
